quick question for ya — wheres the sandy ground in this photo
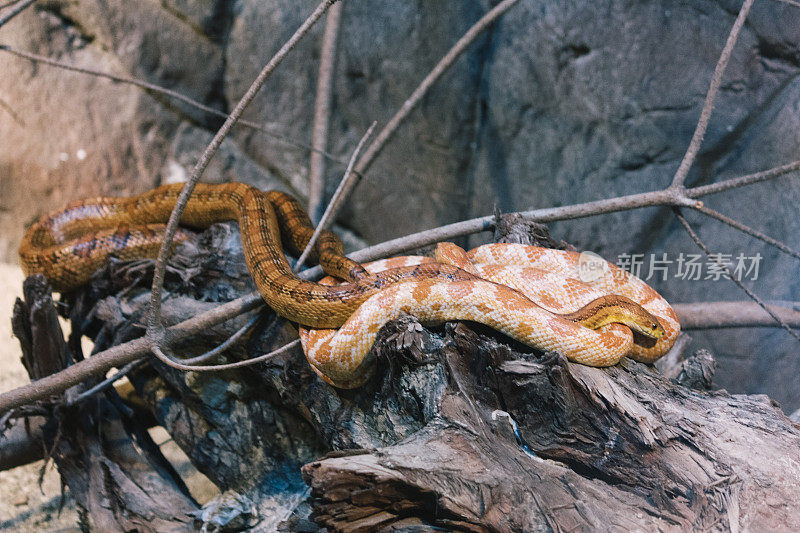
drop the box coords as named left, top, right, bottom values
left=0, top=263, right=218, bottom=530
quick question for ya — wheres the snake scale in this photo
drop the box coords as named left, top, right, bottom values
left=20, top=182, right=679, bottom=388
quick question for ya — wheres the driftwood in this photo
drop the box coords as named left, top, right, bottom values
left=5, top=218, right=800, bottom=531
left=10, top=275, right=199, bottom=532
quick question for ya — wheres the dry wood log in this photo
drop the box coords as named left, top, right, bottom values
left=5, top=217, right=800, bottom=531
left=301, top=320, right=800, bottom=531
left=9, top=275, right=199, bottom=532
left=0, top=416, right=45, bottom=470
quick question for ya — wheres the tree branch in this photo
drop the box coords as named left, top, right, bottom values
left=294, top=121, right=376, bottom=272
left=0, top=94, right=23, bottom=125
left=687, top=159, right=800, bottom=197
left=692, top=204, right=800, bottom=261
left=0, top=44, right=348, bottom=165
left=674, top=301, right=800, bottom=329
left=0, top=0, right=35, bottom=28
left=673, top=208, right=800, bottom=342
left=146, top=0, right=339, bottom=340
left=0, top=291, right=263, bottom=414
left=670, top=0, right=755, bottom=188
left=774, top=0, right=800, bottom=10
left=307, top=1, right=343, bottom=223
left=150, top=339, right=299, bottom=372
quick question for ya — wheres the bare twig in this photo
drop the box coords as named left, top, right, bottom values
left=693, top=204, right=800, bottom=261
left=0, top=0, right=35, bottom=28
left=674, top=301, right=800, bottom=329
left=179, top=313, right=261, bottom=365
left=774, top=0, right=800, bottom=8
left=151, top=339, right=299, bottom=372
left=351, top=160, right=800, bottom=260
left=673, top=208, right=800, bottom=342
left=0, top=95, right=23, bottom=125
left=0, top=44, right=349, bottom=167
left=65, top=359, right=145, bottom=407
left=1, top=293, right=264, bottom=413
left=294, top=121, right=376, bottom=272
left=308, top=1, right=343, bottom=223
left=1, top=160, right=798, bottom=413
left=147, top=312, right=262, bottom=371
left=147, top=0, right=339, bottom=340
left=343, top=0, right=522, bottom=198
left=687, top=160, right=800, bottom=197
left=670, top=0, right=755, bottom=188
left=69, top=313, right=260, bottom=381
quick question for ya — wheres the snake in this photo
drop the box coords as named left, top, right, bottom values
left=19, top=183, right=476, bottom=327
left=19, top=183, right=679, bottom=388
left=300, top=243, right=679, bottom=388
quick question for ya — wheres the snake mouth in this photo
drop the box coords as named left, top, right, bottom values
left=563, top=295, right=665, bottom=339
left=628, top=318, right=665, bottom=340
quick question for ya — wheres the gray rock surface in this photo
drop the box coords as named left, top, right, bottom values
left=1, top=0, right=798, bottom=409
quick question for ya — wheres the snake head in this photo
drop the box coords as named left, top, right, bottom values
left=614, top=298, right=665, bottom=340
left=641, top=319, right=665, bottom=339
left=624, top=309, right=664, bottom=340
left=570, top=296, right=665, bottom=340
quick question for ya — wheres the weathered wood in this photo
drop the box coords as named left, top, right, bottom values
left=9, top=275, right=199, bottom=532
left=302, top=321, right=800, bottom=531
left=7, top=219, right=800, bottom=531
left=0, top=416, right=45, bottom=470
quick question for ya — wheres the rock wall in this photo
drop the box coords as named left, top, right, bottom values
left=1, top=0, right=799, bottom=409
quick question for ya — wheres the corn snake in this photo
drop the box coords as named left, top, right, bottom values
left=19, top=183, right=679, bottom=388
left=19, top=183, right=475, bottom=327
left=300, top=243, right=679, bottom=388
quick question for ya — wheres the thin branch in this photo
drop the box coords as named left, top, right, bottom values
left=670, top=0, right=755, bottom=188
left=178, top=313, right=261, bottom=365
left=0, top=44, right=349, bottom=168
left=151, top=339, right=299, bottom=372
left=0, top=95, right=23, bottom=126
left=342, top=0, right=522, bottom=201
left=0, top=0, right=35, bottom=28
left=65, top=359, right=145, bottom=407
left=686, top=159, right=800, bottom=197
left=674, top=301, right=800, bottom=329
left=147, top=0, right=339, bottom=339
left=350, top=159, right=800, bottom=261
left=673, top=208, right=800, bottom=342
left=114, top=313, right=261, bottom=375
left=308, top=1, right=343, bottom=224
left=294, top=121, right=376, bottom=272
left=773, top=0, right=800, bottom=8
left=692, top=204, right=800, bottom=261
left=0, top=293, right=264, bottom=413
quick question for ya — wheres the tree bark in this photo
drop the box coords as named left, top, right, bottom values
left=10, top=275, right=199, bottom=532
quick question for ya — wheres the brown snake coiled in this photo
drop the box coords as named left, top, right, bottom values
left=19, top=183, right=475, bottom=328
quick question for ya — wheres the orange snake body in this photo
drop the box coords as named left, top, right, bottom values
left=19, top=183, right=680, bottom=388
left=19, top=183, right=475, bottom=327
